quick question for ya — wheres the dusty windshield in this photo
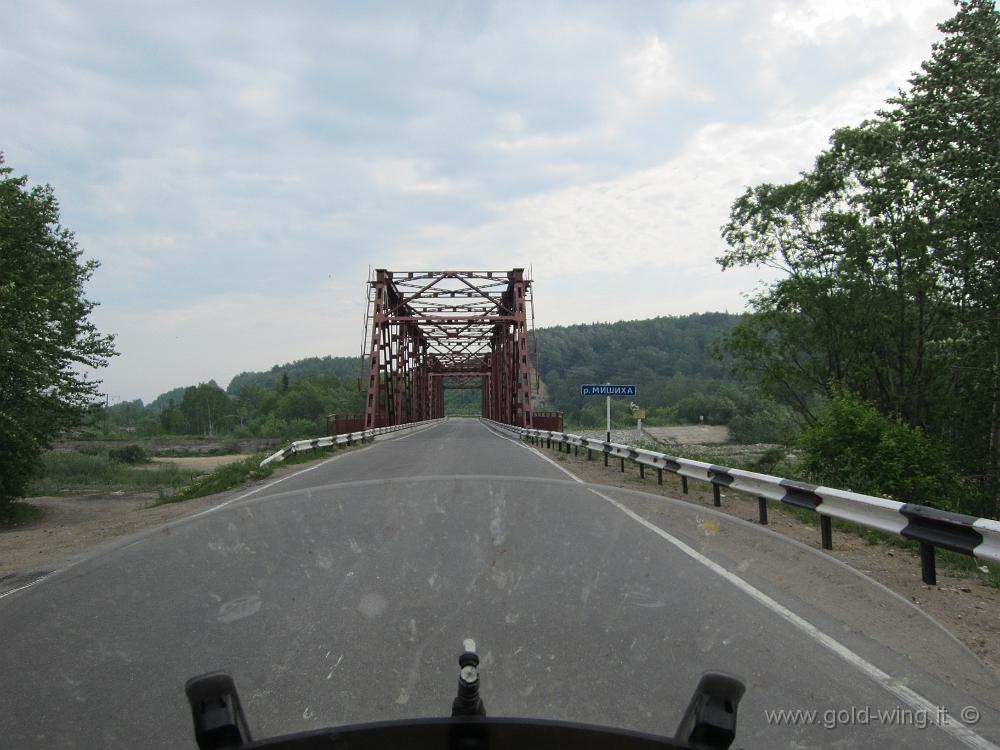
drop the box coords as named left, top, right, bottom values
left=1, top=2, right=998, bottom=749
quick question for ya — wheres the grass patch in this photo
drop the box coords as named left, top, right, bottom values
left=281, top=447, right=336, bottom=466
left=28, top=451, right=199, bottom=496
left=151, top=446, right=343, bottom=506
left=939, top=551, right=1000, bottom=587
left=732, top=492, right=1000, bottom=589
left=0, top=501, right=46, bottom=527
left=152, top=455, right=276, bottom=506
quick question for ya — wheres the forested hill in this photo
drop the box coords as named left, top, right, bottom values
left=138, top=315, right=741, bottom=424
left=226, top=355, right=360, bottom=395
left=531, top=312, right=742, bottom=423
left=222, top=314, right=742, bottom=402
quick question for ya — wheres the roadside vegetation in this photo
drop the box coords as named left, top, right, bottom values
left=26, top=449, right=199, bottom=498
left=151, top=455, right=275, bottom=506
left=149, top=446, right=336, bottom=507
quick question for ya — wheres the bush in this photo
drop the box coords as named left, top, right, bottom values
left=798, top=388, right=960, bottom=509
left=108, top=444, right=150, bottom=464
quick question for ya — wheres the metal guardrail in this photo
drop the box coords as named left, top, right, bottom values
left=260, top=418, right=446, bottom=467
left=483, top=419, right=1000, bottom=585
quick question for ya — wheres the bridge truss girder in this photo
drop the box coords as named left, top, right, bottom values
left=362, top=269, right=534, bottom=428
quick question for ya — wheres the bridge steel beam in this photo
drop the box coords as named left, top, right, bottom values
left=362, top=269, right=535, bottom=429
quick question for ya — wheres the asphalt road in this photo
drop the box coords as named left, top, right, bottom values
left=1, top=418, right=997, bottom=749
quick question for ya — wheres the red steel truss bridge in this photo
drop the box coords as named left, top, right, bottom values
left=349, top=269, right=560, bottom=431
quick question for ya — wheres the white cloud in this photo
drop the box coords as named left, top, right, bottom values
left=620, top=34, right=710, bottom=105
left=771, top=0, right=941, bottom=41
left=366, top=157, right=459, bottom=194
left=2, top=0, right=960, bottom=400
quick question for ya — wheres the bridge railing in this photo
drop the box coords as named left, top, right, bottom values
left=261, top=418, right=446, bottom=467
left=482, top=419, right=1000, bottom=585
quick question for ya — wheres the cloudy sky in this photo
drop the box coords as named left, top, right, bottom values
left=2, top=0, right=956, bottom=403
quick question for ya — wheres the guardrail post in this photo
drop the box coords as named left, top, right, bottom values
left=657, top=468, right=663, bottom=485
left=712, top=484, right=721, bottom=507
left=574, top=444, right=578, bottom=457
left=757, top=497, right=768, bottom=525
left=619, top=457, right=625, bottom=472
left=604, top=451, right=609, bottom=466
left=639, top=463, right=645, bottom=480
left=820, top=516, right=833, bottom=550
left=681, top=476, right=688, bottom=494
left=587, top=448, right=592, bottom=461
left=920, top=542, right=937, bottom=585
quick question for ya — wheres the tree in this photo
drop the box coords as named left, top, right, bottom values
left=717, top=1, right=1000, bottom=517
left=0, top=155, right=117, bottom=513
left=178, top=382, right=232, bottom=436
left=885, top=0, right=1000, bottom=504
left=719, top=119, right=953, bottom=425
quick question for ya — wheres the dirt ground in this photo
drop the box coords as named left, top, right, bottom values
left=149, top=454, right=247, bottom=471
left=642, top=425, right=731, bottom=444
left=537, top=441, right=1000, bottom=678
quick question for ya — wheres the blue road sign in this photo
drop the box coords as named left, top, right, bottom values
left=581, top=384, right=636, bottom=396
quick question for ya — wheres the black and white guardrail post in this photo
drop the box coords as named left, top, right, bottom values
left=481, top=418, right=1000, bottom=586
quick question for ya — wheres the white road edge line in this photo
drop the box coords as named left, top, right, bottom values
left=0, top=575, right=52, bottom=600
left=3, top=427, right=443, bottom=602
left=483, top=421, right=998, bottom=750
left=188, top=452, right=347, bottom=520
left=0, top=452, right=350, bottom=602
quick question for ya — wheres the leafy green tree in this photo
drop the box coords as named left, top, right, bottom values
left=135, top=413, right=162, bottom=437
left=885, top=0, right=1000, bottom=504
left=674, top=390, right=737, bottom=425
left=719, top=118, right=951, bottom=424
left=799, top=388, right=960, bottom=510
left=0, top=155, right=117, bottom=513
left=729, top=393, right=800, bottom=444
left=159, top=399, right=187, bottom=434
left=178, top=381, right=232, bottom=436
left=717, top=1, right=1000, bottom=516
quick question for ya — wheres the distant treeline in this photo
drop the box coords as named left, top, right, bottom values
left=98, top=357, right=365, bottom=440
left=97, top=316, right=769, bottom=439
left=532, top=313, right=759, bottom=427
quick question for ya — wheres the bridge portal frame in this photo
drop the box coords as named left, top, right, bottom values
left=362, top=269, right=534, bottom=429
